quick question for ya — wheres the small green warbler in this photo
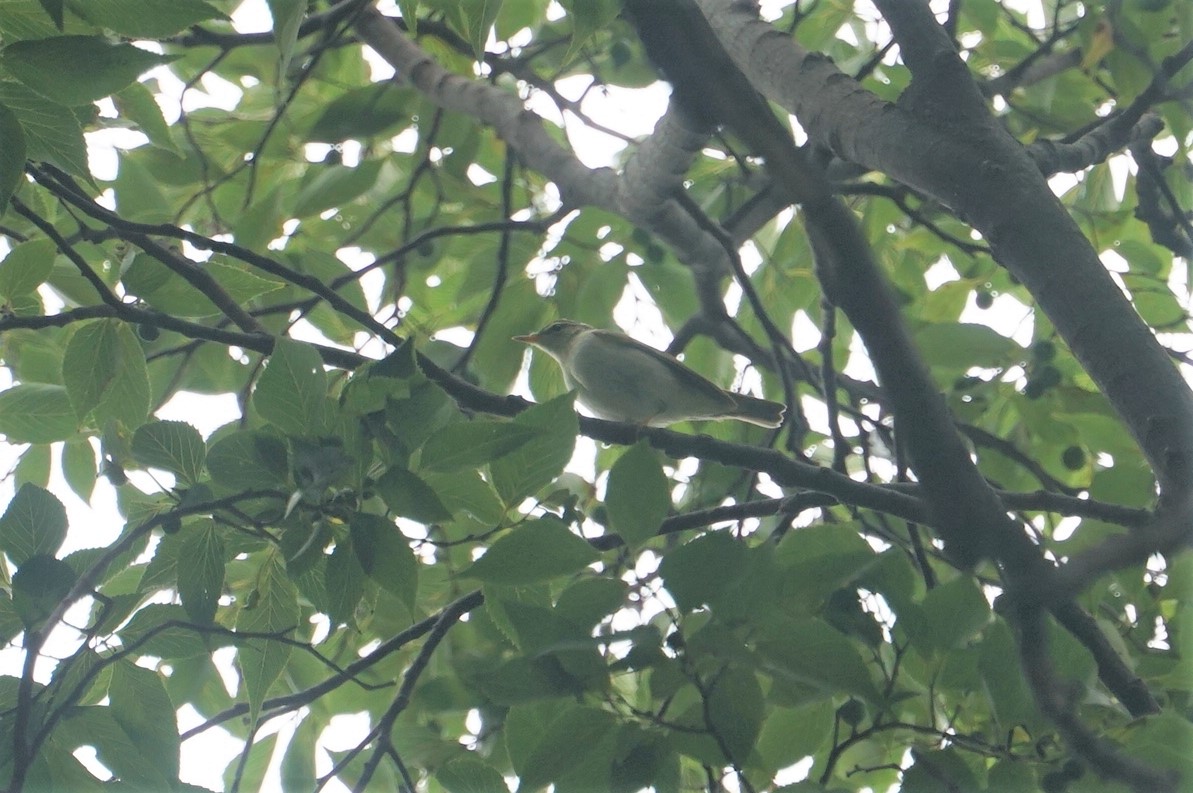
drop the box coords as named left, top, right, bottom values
left=515, top=320, right=785, bottom=428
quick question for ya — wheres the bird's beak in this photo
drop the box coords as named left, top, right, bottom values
left=512, top=333, right=538, bottom=344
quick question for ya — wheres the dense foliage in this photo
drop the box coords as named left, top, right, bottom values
left=0, top=0, right=1191, bottom=791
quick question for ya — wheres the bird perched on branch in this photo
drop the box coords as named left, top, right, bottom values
left=514, top=320, right=785, bottom=428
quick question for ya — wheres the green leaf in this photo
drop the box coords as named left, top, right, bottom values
left=237, top=550, right=299, bottom=724
left=422, top=469, right=505, bottom=525
left=253, top=338, right=329, bottom=436
left=305, top=83, right=414, bottom=142
left=1, top=36, right=171, bottom=105
left=0, top=382, right=76, bottom=443
left=11, top=553, right=75, bottom=628
left=206, top=429, right=289, bottom=490
left=266, top=0, right=304, bottom=69
left=658, top=531, right=747, bottom=612
left=0, top=79, right=88, bottom=181
left=350, top=512, right=417, bottom=610
left=776, top=522, right=878, bottom=608
left=419, top=420, right=536, bottom=473
left=0, top=482, right=67, bottom=564
left=119, top=604, right=210, bottom=658
left=517, top=705, right=617, bottom=792
left=0, top=238, right=55, bottom=298
left=60, top=438, right=95, bottom=500
left=375, top=465, right=453, bottom=523
left=756, top=617, right=881, bottom=704
left=109, top=661, right=180, bottom=781
left=37, top=0, right=64, bottom=29
left=0, top=102, right=25, bottom=217
left=707, top=666, right=764, bottom=765
left=324, top=537, right=365, bottom=626
left=915, top=322, right=1018, bottom=370
left=177, top=520, right=224, bottom=623
left=14, top=443, right=50, bottom=488
left=67, top=0, right=226, bottom=37
left=292, top=159, right=383, bottom=218
left=56, top=705, right=167, bottom=787
left=605, top=441, right=670, bottom=547
left=757, top=701, right=834, bottom=770
left=61, top=319, right=150, bottom=429
left=490, top=392, right=578, bottom=506
left=463, top=517, right=598, bottom=585
left=906, top=575, right=991, bottom=652
left=558, top=0, right=619, bottom=57
left=123, top=254, right=284, bottom=317
left=280, top=716, right=318, bottom=792
left=437, top=756, right=508, bottom=793
left=453, top=0, right=503, bottom=61
left=132, top=420, right=206, bottom=484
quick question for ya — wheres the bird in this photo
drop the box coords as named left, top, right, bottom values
left=513, top=320, right=785, bottom=428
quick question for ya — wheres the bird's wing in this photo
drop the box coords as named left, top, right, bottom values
left=585, top=329, right=737, bottom=411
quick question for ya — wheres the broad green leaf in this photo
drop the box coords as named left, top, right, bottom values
left=490, top=392, right=578, bottom=506
left=0, top=102, right=22, bottom=216
left=706, top=666, right=764, bottom=765
left=463, top=517, right=598, bottom=585
left=110, top=82, right=175, bottom=153
left=905, top=575, right=991, bottom=652
left=776, top=522, right=878, bottom=608
left=56, top=705, right=168, bottom=787
left=422, top=469, right=504, bottom=525
left=132, top=420, right=206, bottom=484
left=437, top=756, right=508, bottom=793
left=915, top=322, right=1019, bottom=370
left=517, top=705, right=616, bottom=792
left=61, top=318, right=150, bottom=429
left=292, top=160, right=383, bottom=218
left=554, top=577, right=627, bottom=629
left=206, top=429, right=289, bottom=490
left=177, top=520, right=224, bottom=623
left=350, top=512, right=417, bottom=610
left=11, top=553, right=75, bottom=628
left=266, top=0, right=304, bottom=69
left=0, top=238, right=55, bottom=298
left=253, top=338, right=329, bottom=436
left=658, top=531, right=747, bottom=613
left=453, top=0, right=503, bottom=61
left=305, top=83, right=414, bottom=142
left=109, top=661, right=179, bottom=782
left=237, top=550, right=299, bottom=724
left=0, top=482, right=67, bottom=564
left=756, top=618, right=881, bottom=704
left=0, top=382, right=76, bottom=442
left=123, top=254, right=284, bottom=317
left=1124, top=713, right=1193, bottom=783
left=59, top=440, right=95, bottom=501
left=36, top=0, right=64, bottom=31
left=280, top=716, right=318, bottom=792
left=223, top=732, right=277, bottom=793
left=419, top=420, right=536, bottom=473
left=324, top=537, right=365, bottom=626
left=1, top=36, right=171, bottom=105
left=375, top=465, right=453, bottom=523
left=119, top=604, right=210, bottom=658
left=0, top=79, right=88, bottom=181
left=14, top=443, right=50, bottom=488
left=605, top=441, right=670, bottom=547
left=757, top=701, right=834, bottom=770
left=68, top=0, right=226, bottom=37
left=558, top=0, right=619, bottom=57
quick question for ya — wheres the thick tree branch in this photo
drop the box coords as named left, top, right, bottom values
left=699, top=0, right=1193, bottom=502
